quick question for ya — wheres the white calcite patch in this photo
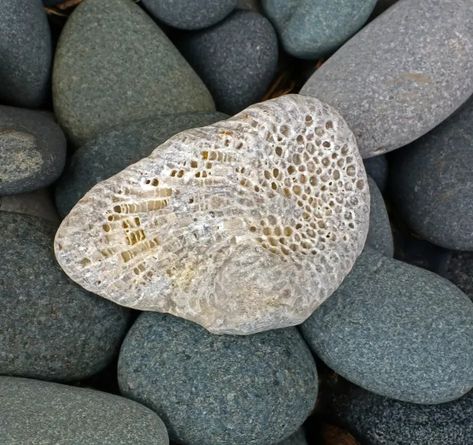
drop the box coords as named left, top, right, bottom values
left=54, top=94, right=370, bottom=334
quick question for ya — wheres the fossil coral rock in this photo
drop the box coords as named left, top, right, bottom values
left=54, top=94, right=370, bottom=335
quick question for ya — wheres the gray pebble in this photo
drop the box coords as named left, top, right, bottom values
left=276, top=428, right=307, bottom=445
left=363, top=155, right=388, bottom=192
left=442, top=251, right=473, bottom=302
left=0, top=189, right=59, bottom=223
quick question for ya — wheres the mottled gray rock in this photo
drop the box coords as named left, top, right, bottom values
left=300, top=248, right=473, bottom=404
left=0, top=376, right=168, bottom=445
left=0, top=0, right=51, bottom=107
left=142, top=0, right=237, bottom=30
left=262, top=0, right=377, bottom=59
left=179, top=10, right=278, bottom=114
left=0, top=189, right=59, bottom=223
left=53, top=0, right=214, bottom=146
left=0, top=105, right=66, bottom=195
left=118, top=312, right=317, bottom=445
left=55, top=112, right=227, bottom=217
left=329, top=383, right=473, bottom=445
left=366, top=176, right=393, bottom=257
left=301, top=0, right=473, bottom=158
left=363, top=155, right=388, bottom=192
left=390, top=96, right=473, bottom=251
left=442, top=251, right=473, bottom=302
left=277, top=428, right=307, bottom=445
left=0, top=212, right=130, bottom=381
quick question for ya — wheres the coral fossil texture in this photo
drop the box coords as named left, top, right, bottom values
left=54, top=94, right=370, bottom=335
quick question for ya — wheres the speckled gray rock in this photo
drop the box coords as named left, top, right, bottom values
left=53, top=0, right=214, bottom=146
left=55, top=112, right=227, bottom=217
left=366, top=176, right=393, bottom=257
left=442, top=252, right=473, bottom=302
left=276, top=429, right=307, bottom=445
left=262, top=0, right=377, bottom=59
left=301, top=0, right=473, bottom=158
left=0, top=212, right=129, bottom=381
left=0, top=105, right=66, bottom=195
left=363, top=155, right=388, bottom=192
left=118, top=312, right=317, bottom=445
left=0, top=0, right=51, bottom=107
left=329, top=383, right=473, bottom=445
left=390, top=96, right=473, bottom=251
left=0, top=376, right=168, bottom=445
left=142, top=0, right=237, bottom=30
left=0, top=189, right=59, bottom=223
left=300, top=248, right=473, bottom=404
left=179, top=10, right=278, bottom=114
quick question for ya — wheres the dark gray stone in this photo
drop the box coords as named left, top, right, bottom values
left=0, top=0, right=51, bottom=108
left=389, top=96, right=473, bottom=251
left=277, top=428, right=307, bottom=445
left=301, top=0, right=473, bottom=158
left=442, top=251, right=473, bottom=302
left=43, top=0, right=63, bottom=5
left=0, top=212, right=130, bottom=381
left=142, top=0, right=237, bottom=30
left=363, top=155, right=388, bottom=192
left=329, top=383, right=473, bottom=445
left=262, top=0, right=377, bottom=59
left=55, top=112, right=226, bottom=217
left=118, top=312, right=317, bottom=445
left=0, top=376, right=168, bottom=444
left=0, top=105, right=66, bottom=195
left=370, top=0, right=399, bottom=18
left=300, top=248, right=473, bottom=404
left=366, top=176, right=393, bottom=257
left=179, top=10, right=278, bottom=114
left=0, top=189, right=59, bottom=223
left=53, top=0, right=214, bottom=146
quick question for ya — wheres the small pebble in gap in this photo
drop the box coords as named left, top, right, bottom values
left=0, top=212, right=130, bottom=382
left=55, top=111, right=227, bottom=217
left=141, top=0, right=237, bottom=30
left=0, top=105, right=66, bottom=195
left=301, top=0, right=473, bottom=158
left=53, top=0, right=214, bottom=146
left=179, top=10, right=278, bottom=114
left=441, top=251, right=473, bottom=301
left=0, top=0, right=51, bottom=108
left=300, top=247, right=473, bottom=404
left=262, top=0, right=377, bottom=59
left=118, top=312, right=317, bottom=445
left=365, top=176, right=393, bottom=257
left=0, top=189, right=59, bottom=223
left=363, top=154, right=388, bottom=192
left=329, top=383, right=473, bottom=445
left=277, top=428, right=308, bottom=445
left=0, top=376, right=168, bottom=445
left=389, top=95, right=473, bottom=251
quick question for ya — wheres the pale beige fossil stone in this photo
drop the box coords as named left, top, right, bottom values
left=54, top=94, right=370, bottom=335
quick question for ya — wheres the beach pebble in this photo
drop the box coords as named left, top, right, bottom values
left=277, top=428, right=308, bottom=445
left=363, top=155, right=388, bottom=192
left=0, top=189, right=59, bottom=223
left=442, top=251, right=473, bottom=302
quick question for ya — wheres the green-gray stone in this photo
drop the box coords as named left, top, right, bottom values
left=53, top=0, right=215, bottom=146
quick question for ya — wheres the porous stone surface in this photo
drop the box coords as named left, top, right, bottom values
left=277, top=428, right=308, bottom=445
left=262, top=0, right=377, bottom=59
left=301, top=0, right=473, bottom=158
left=0, top=376, right=169, bottom=445
left=55, top=112, right=227, bottom=217
left=0, top=189, right=59, bottom=223
left=54, top=95, right=370, bottom=335
left=329, top=383, right=473, bottom=445
left=300, top=248, right=473, bottom=404
left=179, top=10, right=278, bottom=114
left=363, top=155, right=388, bottom=192
left=118, top=312, right=317, bottom=445
left=442, top=251, right=473, bottom=301
left=0, top=0, right=51, bottom=107
left=0, top=212, right=130, bottom=381
left=53, top=0, right=214, bottom=146
left=366, top=176, right=393, bottom=257
left=389, top=96, right=473, bottom=251
left=0, top=105, right=66, bottom=195
left=142, top=0, right=237, bottom=30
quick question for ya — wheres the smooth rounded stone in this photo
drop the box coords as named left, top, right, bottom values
left=142, top=0, right=237, bottom=30
left=0, top=105, right=66, bottom=195
left=0, top=376, right=168, bottom=445
left=363, top=155, right=388, bottom=192
left=53, top=0, right=214, bottom=147
left=366, top=176, right=393, bottom=257
left=0, top=212, right=130, bottom=381
left=118, top=312, right=317, bottom=445
left=54, top=95, right=370, bottom=335
left=179, top=10, right=278, bottom=114
left=0, top=189, right=59, bottom=223
left=55, top=112, right=227, bottom=217
left=276, top=428, right=307, bottom=445
left=262, top=0, right=377, bottom=60
left=300, top=248, right=473, bottom=404
left=0, top=0, right=51, bottom=108
left=389, top=96, right=473, bottom=251
left=300, top=0, right=473, bottom=158
left=329, top=384, right=473, bottom=445
left=442, top=251, right=473, bottom=301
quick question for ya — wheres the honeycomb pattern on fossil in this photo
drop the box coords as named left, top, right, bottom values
left=54, top=94, right=370, bottom=335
